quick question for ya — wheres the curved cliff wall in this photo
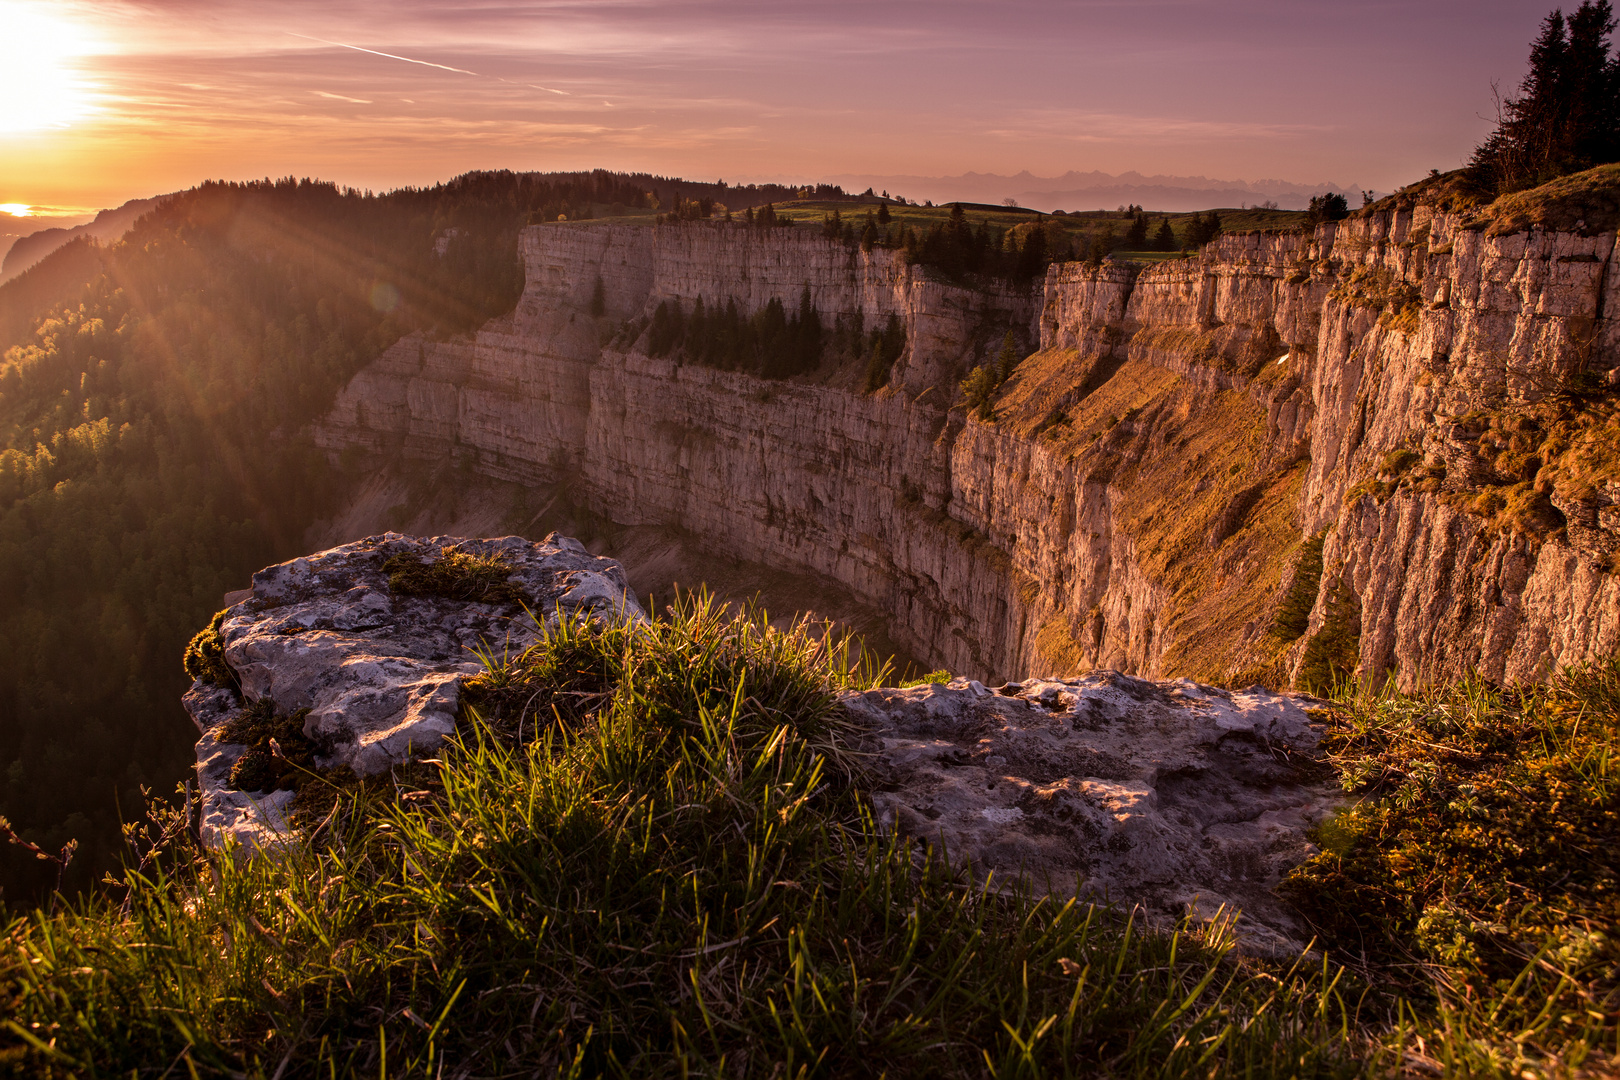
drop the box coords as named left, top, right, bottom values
left=315, top=212, right=1620, bottom=687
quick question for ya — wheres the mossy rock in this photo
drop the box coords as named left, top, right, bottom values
left=382, top=546, right=528, bottom=606
left=182, top=608, right=237, bottom=688
left=218, top=698, right=318, bottom=793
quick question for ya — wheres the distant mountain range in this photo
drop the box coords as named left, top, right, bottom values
left=1, top=195, right=169, bottom=284
left=823, top=171, right=1369, bottom=213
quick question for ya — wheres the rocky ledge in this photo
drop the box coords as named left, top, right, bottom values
left=184, top=534, right=1337, bottom=952
left=184, top=532, right=644, bottom=848
left=846, top=675, right=1337, bottom=955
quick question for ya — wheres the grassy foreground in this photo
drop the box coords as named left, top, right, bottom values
left=0, top=601, right=1614, bottom=1077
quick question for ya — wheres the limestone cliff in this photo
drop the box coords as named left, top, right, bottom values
left=314, top=183, right=1620, bottom=688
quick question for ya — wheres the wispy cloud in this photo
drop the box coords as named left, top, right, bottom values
left=311, top=89, right=372, bottom=104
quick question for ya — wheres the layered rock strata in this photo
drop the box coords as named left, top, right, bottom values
left=315, top=200, right=1620, bottom=688
left=184, top=533, right=643, bottom=848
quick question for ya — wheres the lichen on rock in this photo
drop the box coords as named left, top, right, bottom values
left=845, top=671, right=1337, bottom=954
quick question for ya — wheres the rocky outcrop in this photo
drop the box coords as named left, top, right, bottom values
left=847, top=673, right=1335, bottom=955
left=184, top=532, right=1337, bottom=950
left=184, top=533, right=643, bottom=848
left=314, top=192, right=1620, bottom=690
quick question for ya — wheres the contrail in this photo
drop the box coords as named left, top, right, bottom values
left=287, top=32, right=571, bottom=95
left=287, top=32, right=482, bottom=76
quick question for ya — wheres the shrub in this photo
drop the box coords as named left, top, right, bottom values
left=1283, top=661, right=1620, bottom=1073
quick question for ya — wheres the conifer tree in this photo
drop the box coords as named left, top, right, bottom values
left=1125, top=213, right=1149, bottom=248
left=996, top=330, right=1021, bottom=382
left=1153, top=218, right=1176, bottom=251
left=1472, top=1, right=1620, bottom=192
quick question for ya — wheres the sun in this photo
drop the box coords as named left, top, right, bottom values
left=0, top=2, right=98, bottom=133
left=0, top=204, right=34, bottom=217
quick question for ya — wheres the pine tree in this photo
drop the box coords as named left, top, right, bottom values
left=996, top=330, right=1020, bottom=382
left=1153, top=218, right=1176, bottom=252
left=1125, top=213, right=1149, bottom=249
left=1472, top=2, right=1620, bottom=193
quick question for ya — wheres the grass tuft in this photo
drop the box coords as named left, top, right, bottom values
left=182, top=608, right=237, bottom=688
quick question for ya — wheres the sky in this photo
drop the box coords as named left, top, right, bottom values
left=0, top=0, right=1562, bottom=221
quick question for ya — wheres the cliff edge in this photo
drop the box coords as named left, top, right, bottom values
left=312, top=170, right=1620, bottom=689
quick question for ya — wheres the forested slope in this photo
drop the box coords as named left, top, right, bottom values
left=0, top=170, right=653, bottom=903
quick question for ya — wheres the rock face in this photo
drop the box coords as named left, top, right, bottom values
left=184, top=533, right=643, bottom=848
left=845, top=673, right=1335, bottom=954
left=314, top=203, right=1620, bottom=689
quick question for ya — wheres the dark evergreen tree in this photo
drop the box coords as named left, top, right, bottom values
left=860, top=215, right=878, bottom=252
left=1472, top=2, right=1620, bottom=193
left=1153, top=218, right=1177, bottom=251
left=1184, top=212, right=1222, bottom=248
left=1124, top=213, right=1149, bottom=248
left=1305, top=193, right=1350, bottom=226
left=1090, top=224, right=1117, bottom=264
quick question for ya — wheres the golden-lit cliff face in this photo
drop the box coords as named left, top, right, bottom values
left=314, top=210, right=1620, bottom=688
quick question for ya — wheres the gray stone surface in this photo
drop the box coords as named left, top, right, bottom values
left=183, top=532, right=643, bottom=849
left=183, top=533, right=1334, bottom=950
left=843, top=671, right=1339, bottom=954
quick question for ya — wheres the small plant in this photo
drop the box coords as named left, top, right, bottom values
left=182, top=608, right=238, bottom=688
left=1283, top=660, right=1620, bottom=1072
left=216, top=698, right=318, bottom=793
left=382, top=546, right=527, bottom=606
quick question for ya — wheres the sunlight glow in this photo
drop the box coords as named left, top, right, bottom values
left=0, top=203, right=34, bottom=217
left=0, top=2, right=98, bottom=133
